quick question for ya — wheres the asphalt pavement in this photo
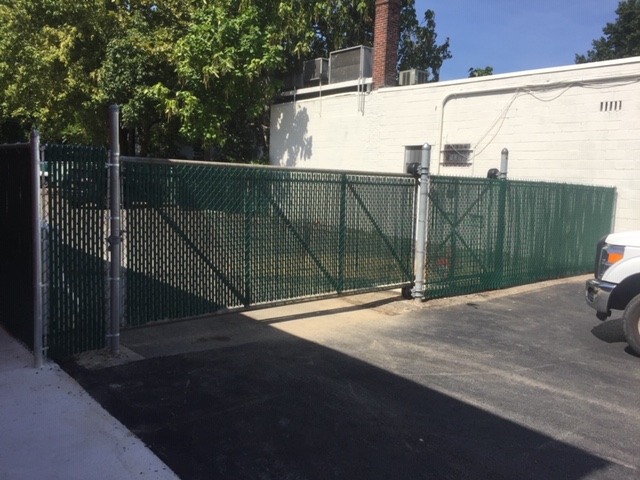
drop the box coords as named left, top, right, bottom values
left=53, top=275, right=640, bottom=480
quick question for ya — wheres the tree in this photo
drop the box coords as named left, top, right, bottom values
left=576, top=0, right=640, bottom=63
left=0, top=0, right=311, bottom=158
left=0, top=0, right=116, bottom=144
left=96, top=2, right=189, bottom=157
left=170, top=2, right=298, bottom=158
left=397, top=2, right=451, bottom=81
left=468, top=66, right=494, bottom=77
left=0, top=0, right=451, bottom=159
left=307, top=1, right=374, bottom=57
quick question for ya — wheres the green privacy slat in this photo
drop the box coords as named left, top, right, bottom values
left=346, top=181, right=414, bottom=280
left=0, top=144, right=34, bottom=348
left=43, top=144, right=108, bottom=358
left=152, top=205, right=247, bottom=305
left=41, top=147, right=614, bottom=354
left=258, top=184, right=340, bottom=292
left=122, top=161, right=416, bottom=326
left=424, top=176, right=615, bottom=300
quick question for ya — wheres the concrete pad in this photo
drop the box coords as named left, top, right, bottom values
left=0, top=326, right=178, bottom=480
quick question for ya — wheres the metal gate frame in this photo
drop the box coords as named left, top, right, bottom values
left=105, top=107, right=419, bottom=351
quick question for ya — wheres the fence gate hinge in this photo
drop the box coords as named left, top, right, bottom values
left=106, top=231, right=124, bottom=251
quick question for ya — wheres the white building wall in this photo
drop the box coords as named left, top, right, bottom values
left=270, top=57, right=640, bottom=232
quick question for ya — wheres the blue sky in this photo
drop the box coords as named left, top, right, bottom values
left=414, top=0, right=622, bottom=81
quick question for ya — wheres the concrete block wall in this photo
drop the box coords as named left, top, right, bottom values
left=270, top=57, right=640, bottom=232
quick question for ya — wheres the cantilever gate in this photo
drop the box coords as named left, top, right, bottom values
left=8, top=132, right=615, bottom=359
left=121, top=158, right=417, bottom=326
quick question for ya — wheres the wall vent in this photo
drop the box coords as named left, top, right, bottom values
left=600, top=101, right=622, bottom=112
left=398, top=69, right=429, bottom=86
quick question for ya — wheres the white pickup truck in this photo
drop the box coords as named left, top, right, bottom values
left=585, top=231, right=640, bottom=355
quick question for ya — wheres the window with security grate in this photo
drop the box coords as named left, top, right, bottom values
left=442, top=144, right=472, bottom=166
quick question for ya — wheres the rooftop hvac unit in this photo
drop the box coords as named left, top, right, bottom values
left=303, top=58, right=329, bottom=84
left=329, top=46, right=373, bottom=84
left=399, top=69, right=429, bottom=86
left=280, top=73, right=304, bottom=90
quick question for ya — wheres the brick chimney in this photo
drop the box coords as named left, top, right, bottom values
left=373, top=0, right=402, bottom=90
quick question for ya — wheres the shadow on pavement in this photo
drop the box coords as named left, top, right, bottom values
left=590, top=318, right=626, bottom=344
left=62, top=312, right=611, bottom=480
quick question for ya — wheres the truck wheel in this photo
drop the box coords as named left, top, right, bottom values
left=622, top=293, right=640, bottom=356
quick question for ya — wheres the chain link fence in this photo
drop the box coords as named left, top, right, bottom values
left=424, top=176, right=616, bottom=299
left=2, top=138, right=617, bottom=359
left=122, top=159, right=417, bottom=326
left=42, top=144, right=108, bottom=357
left=0, top=143, right=34, bottom=348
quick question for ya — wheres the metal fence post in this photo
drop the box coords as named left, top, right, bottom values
left=31, top=131, right=43, bottom=368
left=244, top=170, right=252, bottom=307
left=495, top=148, right=508, bottom=288
left=338, top=173, right=347, bottom=293
left=108, top=106, right=122, bottom=356
left=413, top=143, right=431, bottom=301
left=500, top=148, right=509, bottom=179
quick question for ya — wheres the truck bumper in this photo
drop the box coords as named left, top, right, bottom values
left=585, top=278, right=616, bottom=316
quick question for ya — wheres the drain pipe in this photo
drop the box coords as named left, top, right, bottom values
left=413, top=143, right=431, bottom=302
left=108, top=105, right=121, bottom=356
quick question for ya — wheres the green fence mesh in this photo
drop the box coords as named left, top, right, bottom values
left=424, top=176, right=616, bottom=299
left=38, top=145, right=617, bottom=356
left=44, top=144, right=108, bottom=357
left=122, top=160, right=416, bottom=326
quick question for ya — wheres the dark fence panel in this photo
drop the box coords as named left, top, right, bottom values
left=0, top=144, right=34, bottom=347
left=122, top=161, right=416, bottom=326
left=44, top=144, right=108, bottom=357
left=425, top=176, right=615, bottom=299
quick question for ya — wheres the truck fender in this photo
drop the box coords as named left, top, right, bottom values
left=603, top=256, right=640, bottom=285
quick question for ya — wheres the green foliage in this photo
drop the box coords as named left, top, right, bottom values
left=468, top=66, right=494, bottom=77
left=576, top=0, right=640, bottom=63
left=171, top=1, right=282, bottom=154
left=308, top=0, right=375, bottom=56
left=0, top=0, right=114, bottom=144
left=397, top=2, right=451, bottom=81
left=0, top=0, right=451, bottom=159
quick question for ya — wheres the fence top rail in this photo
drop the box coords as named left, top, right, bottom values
left=0, top=142, right=29, bottom=150
left=431, top=174, right=616, bottom=191
left=120, top=155, right=415, bottom=179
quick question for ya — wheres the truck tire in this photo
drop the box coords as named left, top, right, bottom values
left=622, top=293, right=640, bottom=356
